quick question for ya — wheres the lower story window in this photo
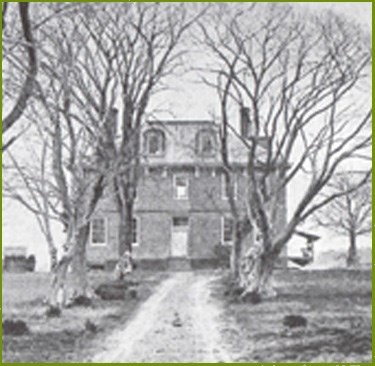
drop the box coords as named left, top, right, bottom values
left=91, top=218, right=107, bottom=246
left=222, top=217, right=234, bottom=244
left=132, top=217, right=139, bottom=246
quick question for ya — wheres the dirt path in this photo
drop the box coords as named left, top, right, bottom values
left=90, top=271, right=231, bottom=362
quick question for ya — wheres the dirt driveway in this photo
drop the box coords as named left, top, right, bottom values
left=90, top=271, right=231, bottom=362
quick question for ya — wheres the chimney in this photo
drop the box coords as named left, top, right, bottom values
left=240, top=107, right=251, bottom=138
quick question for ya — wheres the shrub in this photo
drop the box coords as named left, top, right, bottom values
left=84, top=319, right=98, bottom=333
left=128, top=288, right=138, bottom=299
left=95, top=279, right=140, bottom=300
left=3, top=319, right=29, bottom=336
left=95, top=282, right=127, bottom=300
left=46, top=305, right=62, bottom=318
left=283, top=315, right=308, bottom=328
left=67, top=295, right=92, bottom=308
left=213, top=244, right=231, bottom=268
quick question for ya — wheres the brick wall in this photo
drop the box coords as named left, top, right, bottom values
left=87, top=165, right=288, bottom=267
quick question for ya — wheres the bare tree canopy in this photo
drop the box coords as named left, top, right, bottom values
left=2, top=3, right=37, bottom=150
left=3, top=2, right=201, bottom=307
left=199, top=3, right=371, bottom=297
left=314, top=172, right=371, bottom=267
left=2, top=3, right=371, bottom=304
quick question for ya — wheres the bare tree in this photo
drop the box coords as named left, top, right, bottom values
left=314, top=173, right=371, bottom=267
left=4, top=3, right=201, bottom=304
left=3, top=6, right=119, bottom=306
left=2, top=2, right=37, bottom=151
left=3, top=136, right=59, bottom=270
left=76, top=3, right=202, bottom=278
left=2, top=2, right=79, bottom=151
left=199, top=3, right=371, bottom=298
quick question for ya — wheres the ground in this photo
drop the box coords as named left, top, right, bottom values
left=2, top=270, right=168, bottom=362
left=90, top=271, right=228, bottom=362
left=213, top=268, right=372, bottom=362
left=2, top=268, right=372, bottom=362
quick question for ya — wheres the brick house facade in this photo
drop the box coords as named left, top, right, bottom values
left=87, top=119, right=287, bottom=270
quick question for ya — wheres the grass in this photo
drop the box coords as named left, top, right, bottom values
left=2, top=270, right=169, bottom=362
left=213, top=268, right=372, bottom=363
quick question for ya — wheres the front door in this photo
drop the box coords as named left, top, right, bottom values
left=171, top=217, right=189, bottom=257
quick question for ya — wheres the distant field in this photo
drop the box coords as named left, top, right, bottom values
left=214, top=269, right=372, bottom=363
left=2, top=270, right=168, bottom=362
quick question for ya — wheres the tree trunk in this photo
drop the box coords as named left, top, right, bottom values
left=240, top=238, right=278, bottom=300
left=347, top=230, right=358, bottom=267
left=118, top=201, right=134, bottom=256
left=70, top=225, right=90, bottom=297
left=49, top=225, right=90, bottom=308
left=231, top=230, right=242, bottom=279
left=115, top=202, right=134, bottom=280
left=49, top=254, right=72, bottom=308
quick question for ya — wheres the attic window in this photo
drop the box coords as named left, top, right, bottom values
left=144, top=129, right=165, bottom=156
left=196, top=130, right=215, bottom=157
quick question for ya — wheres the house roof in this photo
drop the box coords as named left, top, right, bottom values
left=142, top=119, right=252, bottom=166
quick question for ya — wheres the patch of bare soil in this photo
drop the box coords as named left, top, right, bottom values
left=212, top=269, right=372, bottom=363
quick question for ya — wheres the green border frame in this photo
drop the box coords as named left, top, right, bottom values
left=1, top=1, right=373, bottom=365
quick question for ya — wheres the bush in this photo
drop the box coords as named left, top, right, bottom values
left=84, top=319, right=98, bottom=333
left=95, top=281, right=127, bottom=300
left=45, top=305, right=62, bottom=318
left=128, top=288, right=138, bottom=299
left=242, top=292, right=262, bottom=304
left=283, top=315, right=308, bottom=328
left=213, top=244, right=231, bottom=268
left=3, top=319, right=29, bottom=336
left=67, top=295, right=92, bottom=308
left=95, top=280, right=140, bottom=300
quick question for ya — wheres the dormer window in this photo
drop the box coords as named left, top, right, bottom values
left=144, top=129, right=165, bottom=156
left=196, top=129, right=216, bottom=157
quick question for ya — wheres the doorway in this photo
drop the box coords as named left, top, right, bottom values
left=171, top=217, right=189, bottom=257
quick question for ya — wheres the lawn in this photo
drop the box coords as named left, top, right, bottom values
left=213, top=268, right=372, bottom=363
left=2, top=270, right=169, bottom=362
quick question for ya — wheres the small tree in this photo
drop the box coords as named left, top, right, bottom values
left=314, top=173, right=371, bottom=267
left=3, top=138, right=59, bottom=270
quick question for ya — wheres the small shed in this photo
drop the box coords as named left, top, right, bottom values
left=288, top=230, right=320, bottom=267
left=2, top=246, right=36, bottom=273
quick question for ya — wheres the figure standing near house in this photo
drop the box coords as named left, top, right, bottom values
left=114, top=250, right=134, bottom=281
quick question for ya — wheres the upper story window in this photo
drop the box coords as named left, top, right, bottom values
left=222, top=172, right=238, bottom=200
left=196, top=129, right=216, bottom=157
left=90, top=217, right=107, bottom=246
left=144, top=129, right=165, bottom=156
left=173, top=175, right=189, bottom=200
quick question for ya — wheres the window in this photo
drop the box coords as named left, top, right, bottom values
left=172, top=217, right=189, bottom=227
left=222, top=217, right=234, bottom=244
left=196, top=129, right=216, bottom=156
left=221, top=173, right=238, bottom=200
left=173, top=175, right=189, bottom=199
left=144, top=129, right=165, bottom=156
left=132, top=217, right=139, bottom=246
left=90, top=218, right=107, bottom=246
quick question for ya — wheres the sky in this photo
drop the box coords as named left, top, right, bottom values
left=2, top=2, right=372, bottom=271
